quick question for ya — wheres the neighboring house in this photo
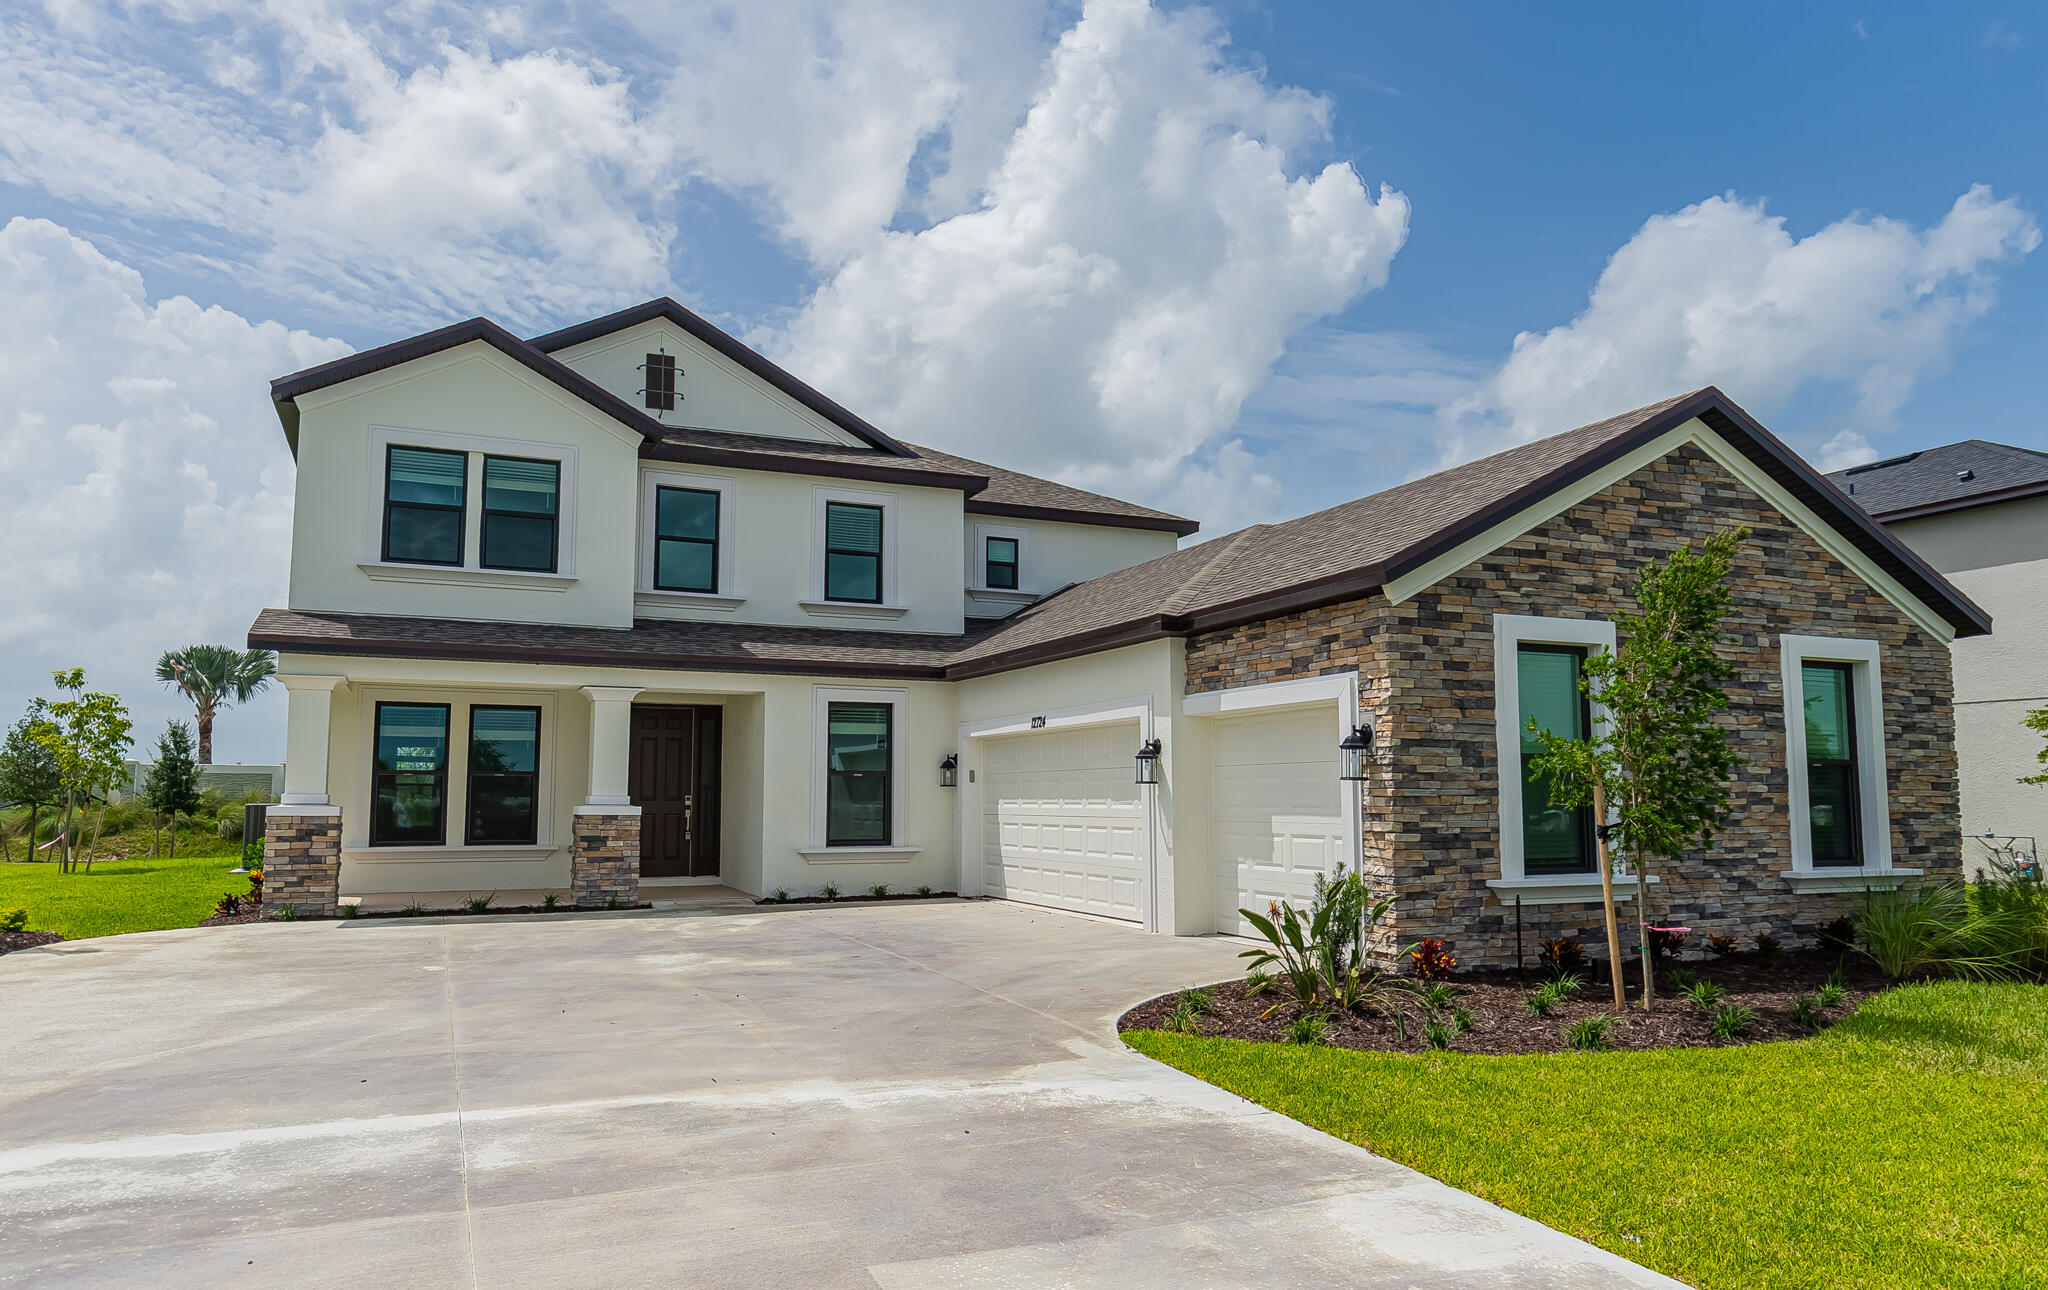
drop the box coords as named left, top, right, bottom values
left=1828, top=441, right=2048, bottom=875
left=118, top=761, right=284, bottom=803
left=252, top=302, right=1983, bottom=965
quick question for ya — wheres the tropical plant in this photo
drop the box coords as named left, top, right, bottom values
left=820, top=882, right=841, bottom=900
left=1973, top=870, right=2048, bottom=978
left=1708, top=1004, right=1757, bottom=1038
left=1565, top=1015, right=1614, bottom=1051
left=141, top=722, right=202, bottom=858
left=542, top=892, right=561, bottom=910
left=401, top=901, right=428, bottom=917
left=1664, top=966, right=1698, bottom=992
left=1791, top=996, right=1823, bottom=1034
left=1524, top=983, right=1565, bottom=1017
left=1244, top=968, right=1274, bottom=996
left=1817, top=974, right=1848, bottom=1009
left=867, top=883, right=890, bottom=899
left=154, top=645, right=276, bottom=765
left=1526, top=526, right=1748, bottom=1010
left=30, top=669, right=134, bottom=872
left=1648, top=927, right=1690, bottom=962
left=0, top=702, right=62, bottom=864
left=1683, top=979, right=1727, bottom=1010
left=1811, top=915, right=1857, bottom=952
left=1752, top=930, right=1783, bottom=961
left=339, top=902, right=360, bottom=918
left=1451, top=1006, right=1474, bottom=1033
left=770, top=889, right=789, bottom=903
left=464, top=893, right=496, bottom=914
left=271, top=903, right=299, bottom=922
left=1549, top=971, right=1586, bottom=999
left=1856, top=883, right=2024, bottom=981
left=1410, top=937, right=1458, bottom=980
left=1166, top=989, right=1212, bottom=1035
left=1419, top=981, right=1457, bottom=1011
left=1703, top=932, right=1739, bottom=957
left=1423, top=1020, right=1454, bottom=1051
left=1238, top=867, right=1414, bottom=1020
left=1538, top=937, right=1587, bottom=977
left=1285, top=1012, right=1326, bottom=1045
left=916, top=885, right=934, bottom=898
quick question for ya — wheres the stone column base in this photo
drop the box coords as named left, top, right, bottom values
left=572, top=808, right=641, bottom=909
left=263, top=808, right=341, bottom=918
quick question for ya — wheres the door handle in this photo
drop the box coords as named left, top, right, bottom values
left=683, top=794, right=693, bottom=841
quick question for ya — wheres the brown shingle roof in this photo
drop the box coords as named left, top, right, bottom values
left=1826, top=439, right=2048, bottom=520
left=903, top=443, right=1198, bottom=535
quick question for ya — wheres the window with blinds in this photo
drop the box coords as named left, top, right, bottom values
left=480, top=455, right=560, bottom=573
left=826, top=702, right=892, bottom=846
left=655, top=486, right=720, bottom=593
left=824, top=501, right=884, bottom=603
left=383, top=446, right=467, bottom=565
left=467, top=706, right=541, bottom=844
left=1517, top=644, right=1595, bottom=875
left=371, top=702, right=451, bottom=845
left=985, top=536, right=1019, bottom=590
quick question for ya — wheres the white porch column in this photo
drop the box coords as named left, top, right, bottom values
left=276, top=675, right=347, bottom=808
left=580, top=686, right=644, bottom=809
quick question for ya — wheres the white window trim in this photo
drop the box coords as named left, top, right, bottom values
left=811, top=685, right=909, bottom=852
left=808, top=485, right=903, bottom=614
left=1492, top=614, right=1624, bottom=888
left=364, top=423, right=579, bottom=581
left=1779, top=634, right=1914, bottom=887
left=345, top=684, right=558, bottom=857
left=636, top=467, right=743, bottom=611
left=970, top=522, right=1031, bottom=594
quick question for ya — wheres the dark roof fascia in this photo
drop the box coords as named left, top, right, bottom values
left=1693, top=401, right=1992, bottom=638
left=638, top=438, right=988, bottom=495
left=941, top=616, right=1184, bottom=681
left=270, top=318, right=675, bottom=450
left=527, top=299, right=915, bottom=458
left=251, top=626, right=955, bottom=681
left=1861, top=478, right=2048, bottom=523
left=964, top=498, right=1201, bottom=537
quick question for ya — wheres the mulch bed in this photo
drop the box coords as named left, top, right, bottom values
left=1120, top=949, right=1887, bottom=1055
left=198, top=908, right=267, bottom=927
left=0, top=929, right=65, bottom=956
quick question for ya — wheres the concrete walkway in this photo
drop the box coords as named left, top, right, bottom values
left=1, top=901, right=1679, bottom=1288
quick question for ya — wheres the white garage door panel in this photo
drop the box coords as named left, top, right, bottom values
left=1212, top=708, right=1345, bottom=936
left=982, top=722, right=1143, bottom=922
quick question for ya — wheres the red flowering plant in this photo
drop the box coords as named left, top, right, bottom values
left=1410, top=938, right=1458, bottom=980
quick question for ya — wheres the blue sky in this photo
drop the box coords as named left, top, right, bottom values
left=0, top=0, right=2041, bottom=757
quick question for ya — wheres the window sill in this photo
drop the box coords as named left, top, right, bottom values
left=345, top=844, right=561, bottom=862
left=1782, top=866, right=1921, bottom=893
left=967, top=587, right=1038, bottom=604
left=358, top=562, right=577, bottom=593
left=798, top=600, right=910, bottom=620
left=1486, top=873, right=1660, bottom=905
left=635, top=589, right=747, bottom=614
left=796, top=845, right=922, bottom=863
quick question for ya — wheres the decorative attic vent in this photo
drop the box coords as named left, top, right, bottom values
left=640, top=351, right=680, bottom=412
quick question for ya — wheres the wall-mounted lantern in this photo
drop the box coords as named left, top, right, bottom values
left=1339, top=724, right=1373, bottom=782
left=1134, top=738, right=1162, bottom=787
left=939, top=753, right=959, bottom=788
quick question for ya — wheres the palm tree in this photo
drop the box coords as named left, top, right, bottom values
left=155, top=646, right=277, bottom=764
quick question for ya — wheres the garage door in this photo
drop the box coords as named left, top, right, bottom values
left=1211, top=708, right=1345, bottom=936
left=981, top=722, right=1145, bottom=922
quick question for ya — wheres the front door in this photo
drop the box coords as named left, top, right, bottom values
left=630, top=705, right=722, bottom=879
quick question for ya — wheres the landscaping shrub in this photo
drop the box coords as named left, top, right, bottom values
left=1972, top=871, right=2048, bottom=977
left=1285, top=1013, right=1326, bottom=1045
left=1238, top=867, right=1415, bottom=1021
left=1709, top=1004, right=1757, bottom=1038
left=1683, top=979, right=1727, bottom=1010
left=1703, top=931, right=1738, bottom=957
left=1419, top=981, right=1457, bottom=1011
left=212, top=893, right=243, bottom=917
left=1423, top=1020, right=1454, bottom=1051
left=1664, top=966, right=1698, bottom=992
left=1856, top=883, right=2026, bottom=981
left=916, top=885, right=934, bottom=898
left=820, top=883, right=841, bottom=900
left=1538, top=937, right=1586, bottom=977
left=1451, top=1006, right=1474, bottom=1033
left=1753, top=930, right=1783, bottom=961
left=464, top=893, right=495, bottom=914
left=867, top=883, right=890, bottom=899
left=1167, top=989, right=1213, bottom=1035
left=0, top=907, right=27, bottom=932
left=1812, top=915, right=1858, bottom=952
left=542, top=892, right=561, bottom=910
left=1648, top=927, right=1689, bottom=962
left=1410, top=937, right=1458, bottom=980
left=1564, top=1015, right=1613, bottom=1051
left=1791, top=995, right=1823, bottom=1034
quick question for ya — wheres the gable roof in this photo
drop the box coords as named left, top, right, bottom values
left=267, top=301, right=1195, bottom=533
left=527, top=297, right=913, bottom=456
left=946, top=387, right=1990, bottom=674
left=1826, top=439, right=2048, bottom=521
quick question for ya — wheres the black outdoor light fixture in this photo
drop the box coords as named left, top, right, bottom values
left=1339, top=724, right=1373, bottom=782
left=939, top=753, right=959, bottom=788
left=1134, top=738, right=1162, bottom=786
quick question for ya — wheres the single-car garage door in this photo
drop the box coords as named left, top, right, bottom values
left=981, top=722, right=1145, bottom=922
left=1211, top=708, right=1346, bottom=936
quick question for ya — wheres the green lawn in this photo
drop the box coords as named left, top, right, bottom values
left=1128, top=982, right=2048, bottom=1290
left=0, top=834, right=251, bottom=940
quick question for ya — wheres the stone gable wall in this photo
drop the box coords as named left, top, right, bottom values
left=1184, top=442, right=1961, bottom=968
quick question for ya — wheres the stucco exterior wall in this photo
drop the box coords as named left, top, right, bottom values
left=963, top=515, right=1180, bottom=619
left=1185, top=442, right=1962, bottom=968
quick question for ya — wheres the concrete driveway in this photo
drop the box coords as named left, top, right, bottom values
left=2, top=901, right=1676, bottom=1289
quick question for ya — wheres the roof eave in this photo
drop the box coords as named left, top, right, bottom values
left=250, top=627, right=953, bottom=681
left=637, top=439, right=989, bottom=495
left=1863, top=478, right=2048, bottom=523
left=964, top=498, right=1200, bottom=537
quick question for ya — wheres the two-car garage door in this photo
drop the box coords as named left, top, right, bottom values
left=980, top=722, right=1145, bottom=922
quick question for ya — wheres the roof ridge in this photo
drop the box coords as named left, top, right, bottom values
left=1161, top=526, right=1271, bottom=616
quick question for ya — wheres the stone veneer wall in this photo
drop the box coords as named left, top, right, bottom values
left=261, top=811, right=341, bottom=918
left=1184, top=442, right=1962, bottom=968
left=571, top=811, right=642, bottom=908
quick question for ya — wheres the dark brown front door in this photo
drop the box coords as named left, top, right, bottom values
left=630, top=705, right=722, bottom=879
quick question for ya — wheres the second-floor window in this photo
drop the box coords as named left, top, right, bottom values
left=383, top=446, right=467, bottom=566
left=655, top=486, right=720, bottom=593
left=824, top=501, right=884, bottom=603
left=480, top=455, right=560, bottom=573
left=985, top=536, right=1019, bottom=590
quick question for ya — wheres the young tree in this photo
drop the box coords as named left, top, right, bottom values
left=1527, top=527, right=1748, bottom=1011
left=0, top=701, right=64, bottom=863
left=155, top=645, right=276, bottom=765
left=32, top=669, right=135, bottom=874
left=142, top=721, right=203, bottom=859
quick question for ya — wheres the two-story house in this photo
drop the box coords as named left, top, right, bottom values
left=255, top=303, right=1984, bottom=968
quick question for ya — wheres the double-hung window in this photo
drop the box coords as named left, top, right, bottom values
left=370, top=703, right=451, bottom=845
left=825, top=702, right=892, bottom=846
left=654, top=486, right=720, bottom=593
left=383, top=446, right=467, bottom=565
left=480, top=455, right=560, bottom=573
left=824, top=501, right=884, bottom=603
left=467, top=706, right=541, bottom=845
left=1802, top=662, right=1862, bottom=867
left=1517, top=644, right=1595, bottom=875
left=985, top=536, right=1019, bottom=590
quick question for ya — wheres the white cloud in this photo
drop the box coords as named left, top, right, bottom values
left=1815, top=428, right=1877, bottom=473
left=772, top=0, right=1410, bottom=528
left=0, top=218, right=347, bottom=761
left=1441, top=185, right=2040, bottom=464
